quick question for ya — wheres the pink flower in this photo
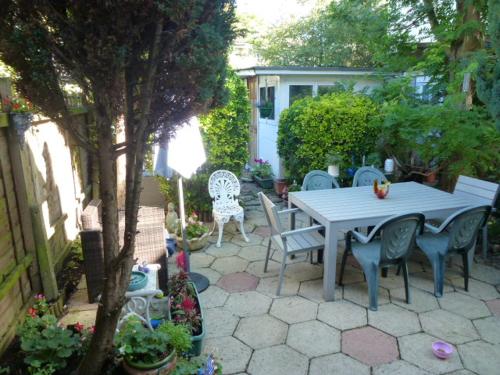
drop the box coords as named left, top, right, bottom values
left=74, top=322, right=84, bottom=332
left=27, top=308, right=37, bottom=318
left=176, top=251, right=187, bottom=271
left=181, top=297, right=196, bottom=312
left=89, top=326, right=96, bottom=334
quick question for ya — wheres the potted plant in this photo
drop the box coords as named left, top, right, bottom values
left=168, top=271, right=205, bottom=357
left=325, top=153, right=342, bottom=177
left=3, top=96, right=34, bottom=144
left=176, top=214, right=209, bottom=251
left=116, top=317, right=191, bottom=375
left=281, top=180, right=301, bottom=203
left=252, top=158, right=274, bottom=188
left=274, top=178, right=288, bottom=196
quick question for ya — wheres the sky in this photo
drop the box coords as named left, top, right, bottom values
left=236, top=0, right=320, bottom=27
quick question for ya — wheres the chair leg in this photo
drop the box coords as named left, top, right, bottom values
left=381, top=267, right=388, bottom=278
left=264, top=239, right=272, bottom=273
left=277, top=251, right=288, bottom=296
left=237, top=217, right=250, bottom=243
left=482, top=225, right=488, bottom=259
left=429, top=254, right=445, bottom=298
left=338, top=249, right=349, bottom=286
left=216, top=220, right=224, bottom=248
left=402, top=261, right=411, bottom=304
left=462, top=251, right=470, bottom=292
left=361, top=263, right=379, bottom=311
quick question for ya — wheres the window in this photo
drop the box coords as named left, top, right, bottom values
left=259, top=86, right=275, bottom=119
left=318, top=83, right=346, bottom=96
left=289, top=85, right=312, bottom=106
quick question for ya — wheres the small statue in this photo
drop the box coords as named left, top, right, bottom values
left=165, top=202, right=179, bottom=235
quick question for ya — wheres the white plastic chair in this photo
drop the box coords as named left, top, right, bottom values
left=208, top=170, right=249, bottom=247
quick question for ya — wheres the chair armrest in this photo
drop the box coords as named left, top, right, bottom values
left=281, top=225, right=324, bottom=238
left=277, top=208, right=300, bottom=215
left=424, top=222, right=441, bottom=234
left=349, top=230, right=370, bottom=244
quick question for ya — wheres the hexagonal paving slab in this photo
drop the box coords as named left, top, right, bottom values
left=256, top=275, right=300, bottom=297
left=342, top=326, right=399, bottom=366
left=473, top=316, right=500, bottom=344
left=206, top=243, right=241, bottom=258
left=211, top=256, right=249, bottom=275
left=283, top=262, right=323, bottom=282
left=247, top=345, right=308, bottom=375
left=192, top=267, right=222, bottom=285
left=225, top=291, right=272, bottom=317
left=254, top=225, right=271, bottom=237
left=309, top=353, right=369, bottom=375
left=203, top=336, right=251, bottom=374
left=336, top=265, right=365, bottom=284
left=390, top=287, right=439, bottom=313
left=317, top=300, right=367, bottom=330
left=485, top=299, right=500, bottom=316
left=217, top=272, right=259, bottom=293
left=246, top=259, right=282, bottom=278
left=344, top=283, right=390, bottom=308
left=438, top=292, right=491, bottom=319
left=458, top=340, right=500, bottom=375
left=373, top=360, right=432, bottom=375
left=287, top=320, right=340, bottom=357
left=298, top=279, right=342, bottom=302
left=199, top=286, right=229, bottom=308
left=420, top=309, right=479, bottom=344
left=368, top=304, right=421, bottom=337
left=232, top=233, right=263, bottom=247
left=235, top=315, right=287, bottom=349
left=204, top=307, right=239, bottom=339
left=190, top=252, right=215, bottom=268
left=239, top=245, right=269, bottom=261
left=470, top=263, right=500, bottom=285
left=452, top=278, right=500, bottom=301
left=270, top=296, right=318, bottom=324
left=399, top=333, right=463, bottom=374
left=409, top=272, right=454, bottom=294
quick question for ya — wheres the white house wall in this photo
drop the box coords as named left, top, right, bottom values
left=256, top=74, right=382, bottom=178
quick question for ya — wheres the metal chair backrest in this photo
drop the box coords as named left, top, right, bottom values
left=208, top=170, right=240, bottom=209
left=375, top=213, right=425, bottom=262
left=352, top=166, right=388, bottom=187
left=453, top=175, right=499, bottom=209
left=444, top=205, right=492, bottom=252
left=302, top=170, right=340, bottom=191
left=258, top=192, right=283, bottom=236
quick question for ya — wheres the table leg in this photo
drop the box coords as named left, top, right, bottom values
left=288, top=199, right=296, bottom=230
left=324, top=223, right=338, bottom=301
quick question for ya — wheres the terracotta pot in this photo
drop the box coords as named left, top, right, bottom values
left=274, top=179, right=288, bottom=195
left=123, top=350, right=177, bottom=375
left=425, top=171, right=437, bottom=184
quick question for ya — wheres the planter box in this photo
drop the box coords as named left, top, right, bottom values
left=188, top=281, right=206, bottom=357
left=253, top=175, right=274, bottom=189
left=176, top=232, right=209, bottom=252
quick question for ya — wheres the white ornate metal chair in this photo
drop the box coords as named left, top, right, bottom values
left=208, top=170, right=249, bottom=248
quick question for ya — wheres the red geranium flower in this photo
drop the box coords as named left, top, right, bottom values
left=89, top=325, right=96, bottom=334
left=181, top=296, right=196, bottom=312
left=27, top=307, right=37, bottom=318
left=74, top=322, right=84, bottom=332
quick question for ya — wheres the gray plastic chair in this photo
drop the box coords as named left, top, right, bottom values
left=302, top=170, right=340, bottom=191
left=352, top=166, right=388, bottom=187
left=416, top=205, right=491, bottom=297
left=258, top=192, right=325, bottom=295
left=339, top=213, right=425, bottom=311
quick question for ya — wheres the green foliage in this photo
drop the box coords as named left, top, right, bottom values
left=116, top=318, right=189, bottom=365
left=156, top=322, right=192, bottom=354
left=200, top=70, right=250, bottom=176
left=278, top=92, right=379, bottom=181
left=168, top=272, right=202, bottom=334
left=18, top=314, right=80, bottom=373
left=177, top=215, right=209, bottom=240
left=252, top=159, right=274, bottom=179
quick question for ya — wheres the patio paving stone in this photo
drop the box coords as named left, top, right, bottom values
left=204, top=307, right=239, bottom=339
left=253, top=225, right=271, bottom=237
left=390, top=287, right=439, bottom=313
left=473, top=316, right=500, bottom=344
left=238, top=245, right=268, bottom=261
left=247, top=345, right=308, bottom=375
left=192, top=267, right=222, bottom=285
left=206, top=243, right=241, bottom=258
left=409, top=272, right=454, bottom=294
left=444, top=370, right=476, bottom=375
left=256, top=275, right=300, bottom=297
left=298, top=278, right=342, bottom=302
left=485, top=298, right=500, bottom=316
left=231, top=233, right=264, bottom=247
left=458, top=340, right=500, bottom=375
left=286, top=320, right=340, bottom=357
left=203, top=336, right=251, bottom=374
left=368, top=304, right=421, bottom=337
left=341, top=326, right=399, bottom=366
left=189, top=252, right=215, bottom=268
left=211, top=256, right=249, bottom=275
left=420, top=309, right=479, bottom=344
left=470, top=263, right=500, bottom=285
left=317, top=300, right=367, bottom=330
left=246, top=259, right=281, bottom=278
left=337, top=265, right=365, bottom=284
left=270, top=296, right=318, bottom=324
left=58, top=309, right=96, bottom=328
left=399, top=333, right=463, bottom=374
left=225, top=291, right=272, bottom=317
left=372, top=360, right=432, bottom=375
left=309, top=353, right=369, bottom=375
left=234, top=315, right=288, bottom=349
left=343, top=282, right=390, bottom=308
left=438, top=292, right=491, bottom=319
left=451, top=278, right=500, bottom=301
left=216, top=272, right=259, bottom=293
left=283, top=262, right=323, bottom=282
left=378, top=273, right=410, bottom=290
left=199, top=286, right=229, bottom=309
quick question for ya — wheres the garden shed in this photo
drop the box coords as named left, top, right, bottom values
left=236, top=66, right=385, bottom=177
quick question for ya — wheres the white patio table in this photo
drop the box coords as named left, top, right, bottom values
left=288, top=181, right=473, bottom=301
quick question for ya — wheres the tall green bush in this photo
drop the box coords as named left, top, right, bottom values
left=200, top=70, right=250, bottom=176
left=278, top=92, right=378, bottom=180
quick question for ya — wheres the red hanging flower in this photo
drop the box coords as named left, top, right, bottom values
left=74, top=322, right=84, bottom=332
left=176, top=251, right=187, bottom=271
left=27, top=307, right=37, bottom=318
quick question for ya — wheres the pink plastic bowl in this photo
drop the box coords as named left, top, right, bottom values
left=432, top=341, right=454, bottom=359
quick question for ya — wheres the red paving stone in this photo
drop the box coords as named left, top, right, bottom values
left=254, top=226, right=271, bottom=238
left=342, top=326, right=399, bottom=366
left=486, top=299, right=500, bottom=316
left=217, top=272, right=259, bottom=293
